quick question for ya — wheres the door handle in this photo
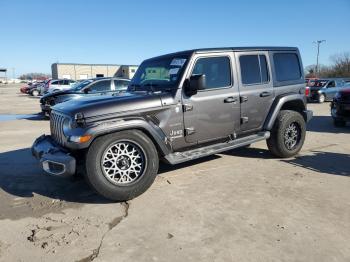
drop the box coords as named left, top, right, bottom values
left=224, top=97, right=237, bottom=103
left=260, top=92, right=272, bottom=97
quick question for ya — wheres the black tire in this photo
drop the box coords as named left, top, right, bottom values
left=267, top=110, right=306, bottom=158
left=85, top=130, right=159, bottom=201
left=318, top=94, right=325, bottom=103
left=333, top=119, right=346, bottom=127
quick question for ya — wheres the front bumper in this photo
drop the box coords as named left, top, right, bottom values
left=31, top=135, right=76, bottom=177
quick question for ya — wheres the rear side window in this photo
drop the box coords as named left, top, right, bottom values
left=192, top=56, right=231, bottom=89
left=273, top=53, right=301, bottom=82
left=240, top=55, right=269, bottom=85
left=51, top=80, right=59, bottom=85
left=89, top=80, right=111, bottom=92
left=114, top=80, right=129, bottom=90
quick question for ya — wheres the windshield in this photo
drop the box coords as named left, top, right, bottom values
left=314, top=80, right=328, bottom=87
left=72, top=80, right=93, bottom=91
left=129, top=55, right=189, bottom=91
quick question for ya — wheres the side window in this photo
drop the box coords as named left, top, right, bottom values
left=89, top=80, right=111, bottom=92
left=192, top=56, right=231, bottom=89
left=239, top=55, right=270, bottom=85
left=273, top=53, right=301, bottom=82
left=51, top=80, right=58, bottom=85
left=63, top=80, right=69, bottom=85
left=114, top=80, right=129, bottom=90
left=327, top=81, right=335, bottom=88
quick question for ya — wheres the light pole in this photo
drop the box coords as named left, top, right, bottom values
left=313, top=40, right=326, bottom=77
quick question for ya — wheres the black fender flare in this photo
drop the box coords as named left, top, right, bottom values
left=82, top=118, right=172, bottom=156
left=263, top=94, right=308, bottom=130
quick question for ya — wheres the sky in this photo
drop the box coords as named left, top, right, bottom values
left=0, top=0, right=349, bottom=77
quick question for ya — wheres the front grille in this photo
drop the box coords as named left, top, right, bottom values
left=50, top=111, right=68, bottom=146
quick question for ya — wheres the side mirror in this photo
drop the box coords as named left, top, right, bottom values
left=185, top=74, right=206, bottom=96
left=83, top=88, right=90, bottom=94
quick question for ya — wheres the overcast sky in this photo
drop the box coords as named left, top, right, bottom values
left=0, top=0, right=349, bottom=77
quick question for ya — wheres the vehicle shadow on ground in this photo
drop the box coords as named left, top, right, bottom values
left=0, top=113, right=46, bottom=122
left=224, top=147, right=350, bottom=177
left=307, top=115, right=350, bottom=133
left=0, top=148, right=109, bottom=204
left=282, top=150, right=350, bottom=177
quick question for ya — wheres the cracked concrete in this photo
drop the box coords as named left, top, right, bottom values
left=0, top=84, right=350, bottom=261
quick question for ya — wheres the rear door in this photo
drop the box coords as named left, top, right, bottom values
left=85, top=79, right=112, bottom=95
left=182, top=52, right=240, bottom=144
left=236, top=51, right=274, bottom=132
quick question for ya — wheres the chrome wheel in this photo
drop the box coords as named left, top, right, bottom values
left=284, top=122, right=300, bottom=150
left=101, top=141, right=146, bottom=185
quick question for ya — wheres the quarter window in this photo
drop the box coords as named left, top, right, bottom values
left=192, top=57, right=231, bottom=89
left=114, top=80, right=129, bottom=90
left=240, top=55, right=270, bottom=85
left=88, top=80, right=111, bottom=92
left=273, top=53, right=301, bottom=82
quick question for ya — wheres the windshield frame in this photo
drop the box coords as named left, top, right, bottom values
left=129, top=54, right=190, bottom=92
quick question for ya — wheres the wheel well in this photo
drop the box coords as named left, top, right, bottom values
left=91, top=128, right=167, bottom=157
left=280, top=100, right=306, bottom=121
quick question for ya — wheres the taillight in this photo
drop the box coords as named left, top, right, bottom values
left=305, top=87, right=310, bottom=96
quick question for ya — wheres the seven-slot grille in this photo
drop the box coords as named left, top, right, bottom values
left=50, top=111, right=68, bottom=146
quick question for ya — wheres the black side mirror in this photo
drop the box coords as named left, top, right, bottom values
left=185, top=74, right=206, bottom=96
left=83, top=88, right=90, bottom=94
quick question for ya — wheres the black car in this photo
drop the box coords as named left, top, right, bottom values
left=40, top=77, right=130, bottom=116
left=331, top=84, right=350, bottom=126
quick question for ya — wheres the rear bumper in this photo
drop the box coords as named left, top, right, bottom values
left=31, top=135, right=76, bottom=177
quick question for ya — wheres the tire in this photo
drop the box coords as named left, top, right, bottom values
left=85, top=130, right=159, bottom=201
left=318, top=94, right=325, bottom=103
left=267, top=110, right=306, bottom=158
left=333, top=119, right=346, bottom=127
left=32, top=89, right=39, bottom=96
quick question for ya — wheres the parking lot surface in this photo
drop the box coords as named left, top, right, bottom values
left=0, top=84, right=349, bottom=261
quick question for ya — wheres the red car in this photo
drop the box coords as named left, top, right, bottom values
left=331, top=84, right=350, bottom=127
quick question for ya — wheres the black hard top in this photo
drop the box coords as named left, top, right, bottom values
left=147, top=47, right=299, bottom=61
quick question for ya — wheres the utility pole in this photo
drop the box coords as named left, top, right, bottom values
left=313, top=40, right=326, bottom=77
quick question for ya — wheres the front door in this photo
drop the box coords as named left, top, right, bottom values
left=182, top=53, right=240, bottom=144
left=236, top=52, right=274, bottom=132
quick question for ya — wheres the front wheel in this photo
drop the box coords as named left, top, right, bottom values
left=85, top=130, right=159, bottom=201
left=32, top=89, right=39, bottom=96
left=267, top=110, right=306, bottom=158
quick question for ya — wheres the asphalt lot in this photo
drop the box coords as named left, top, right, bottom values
left=0, top=84, right=349, bottom=262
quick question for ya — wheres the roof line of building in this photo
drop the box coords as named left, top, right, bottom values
left=52, top=63, right=138, bottom=67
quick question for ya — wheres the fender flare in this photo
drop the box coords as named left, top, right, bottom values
left=83, top=118, right=172, bottom=156
left=263, top=94, right=307, bottom=130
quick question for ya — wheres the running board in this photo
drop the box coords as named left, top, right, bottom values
left=164, top=131, right=270, bottom=165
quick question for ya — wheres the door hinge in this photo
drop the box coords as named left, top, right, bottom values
left=185, top=127, right=196, bottom=136
left=183, top=104, right=193, bottom=112
left=241, top=117, right=249, bottom=124
left=240, top=96, right=248, bottom=103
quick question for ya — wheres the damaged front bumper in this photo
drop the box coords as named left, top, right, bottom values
left=31, top=135, right=76, bottom=177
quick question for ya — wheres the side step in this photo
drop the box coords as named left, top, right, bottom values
left=164, top=131, right=270, bottom=165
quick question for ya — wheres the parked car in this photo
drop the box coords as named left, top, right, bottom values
left=32, top=46, right=312, bottom=201
left=40, top=77, right=130, bottom=116
left=331, top=83, right=350, bottom=127
left=20, top=81, right=45, bottom=96
left=42, top=79, right=76, bottom=94
left=309, top=78, right=346, bottom=103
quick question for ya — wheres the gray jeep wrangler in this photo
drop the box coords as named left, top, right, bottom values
left=32, top=47, right=313, bottom=201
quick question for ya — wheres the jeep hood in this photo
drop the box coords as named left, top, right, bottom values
left=52, top=92, right=170, bottom=119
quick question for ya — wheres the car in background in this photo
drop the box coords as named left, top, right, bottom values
left=40, top=77, right=130, bottom=116
left=45, top=79, right=76, bottom=93
left=20, top=81, right=45, bottom=96
left=331, top=83, right=350, bottom=127
left=309, top=78, right=346, bottom=103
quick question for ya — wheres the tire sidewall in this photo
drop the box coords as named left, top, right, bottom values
left=276, top=111, right=306, bottom=157
left=85, top=130, right=159, bottom=201
left=318, top=94, right=325, bottom=103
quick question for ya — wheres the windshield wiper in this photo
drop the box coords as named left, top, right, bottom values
left=142, top=83, right=159, bottom=92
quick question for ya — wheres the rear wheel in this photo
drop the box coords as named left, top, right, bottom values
left=32, top=89, right=39, bottom=96
left=85, top=130, right=159, bottom=201
left=267, top=110, right=306, bottom=158
left=318, top=94, right=325, bottom=103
